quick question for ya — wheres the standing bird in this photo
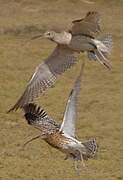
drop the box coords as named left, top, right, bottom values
left=8, top=11, right=112, bottom=112
left=23, top=62, right=97, bottom=171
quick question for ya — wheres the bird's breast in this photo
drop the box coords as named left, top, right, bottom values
left=45, top=131, right=71, bottom=150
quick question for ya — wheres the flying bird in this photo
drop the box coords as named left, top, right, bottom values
left=8, top=11, right=112, bottom=112
left=22, top=62, right=97, bottom=172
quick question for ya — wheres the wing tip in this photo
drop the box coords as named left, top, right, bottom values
left=7, top=105, right=19, bottom=113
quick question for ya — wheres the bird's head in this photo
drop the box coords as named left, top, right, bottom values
left=31, top=30, right=71, bottom=45
left=43, top=30, right=56, bottom=40
left=31, top=30, right=56, bottom=41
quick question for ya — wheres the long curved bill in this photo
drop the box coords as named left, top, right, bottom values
left=31, top=34, right=43, bottom=40
left=80, top=0, right=95, bottom=4
left=23, top=135, right=41, bottom=148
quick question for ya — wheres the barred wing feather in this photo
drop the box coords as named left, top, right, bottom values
left=8, top=45, right=79, bottom=112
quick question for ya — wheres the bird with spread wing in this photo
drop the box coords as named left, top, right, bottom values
left=22, top=62, right=97, bottom=172
left=8, top=11, right=112, bottom=112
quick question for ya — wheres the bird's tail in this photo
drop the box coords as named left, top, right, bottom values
left=88, top=34, right=113, bottom=69
left=23, top=103, right=47, bottom=125
left=82, top=138, right=98, bottom=160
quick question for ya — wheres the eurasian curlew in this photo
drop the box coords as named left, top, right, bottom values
left=22, top=62, right=97, bottom=172
left=8, top=11, right=112, bottom=112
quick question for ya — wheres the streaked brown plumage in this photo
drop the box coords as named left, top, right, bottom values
left=23, top=62, right=98, bottom=172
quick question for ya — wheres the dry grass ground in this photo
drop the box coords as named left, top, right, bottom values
left=0, top=0, right=123, bottom=179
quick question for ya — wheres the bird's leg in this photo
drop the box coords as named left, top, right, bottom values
left=80, top=152, right=86, bottom=168
left=74, top=160, right=81, bottom=176
left=73, top=149, right=87, bottom=175
left=95, top=50, right=111, bottom=70
left=98, top=49, right=111, bottom=65
left=64, top=154, right=68, bottom=160
left=94, top=53, right=105, bottom=66
left=95, top=53, right=110, bottom=69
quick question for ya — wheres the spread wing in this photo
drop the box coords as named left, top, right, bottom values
left=8, top=45, right=79, bottom=112
left=23, top=103, right=60, bottom=133
left=70, top=11, right=101, bottom=38
left=59, top=61, right=85, bottom=137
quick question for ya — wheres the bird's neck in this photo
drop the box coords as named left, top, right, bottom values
left=54, top=31, right=72, bottom=45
